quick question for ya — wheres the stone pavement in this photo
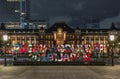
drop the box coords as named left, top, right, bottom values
left=88, top=65, right=120, bottom=79
left=0, top=65, right=120, bottom=79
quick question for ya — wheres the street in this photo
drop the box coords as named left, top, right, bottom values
left=0, top=66, right=120, bottom=79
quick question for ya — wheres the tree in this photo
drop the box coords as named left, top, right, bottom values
left=0, top=23, right=6, bottom=30
left=0, top=36, right=3, bottom=48
left=108, top=36, right=120, bottom=53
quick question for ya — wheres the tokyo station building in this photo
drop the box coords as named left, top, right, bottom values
left=0, top=22, right=120, bottom=53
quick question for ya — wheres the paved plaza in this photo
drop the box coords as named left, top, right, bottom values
left=0, top=65, right=120, bottom=79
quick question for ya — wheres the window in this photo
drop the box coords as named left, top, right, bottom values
left=22, top=36, right=24, bottom=39
left=23, top=31, right=25, bottom=33
left=46, top=36, right=47, bottom=39
left=22, top=41, right=25, bottom=44
left=82, top=37, right=84, bottom=39
left=51, top=35, right=53, bottom=39
left=32, top=30, right=34, bottom=33
left=12, top=41, right=15, bottom=44
left=95, top=31, right=98, bottom=33
left=41, top=35, right=43, bottom=39
left=14, top=31, right=16, bottom=33
left=90, top=31, right=93, bottom=33
left=48, top=35, right=50, bottom=39
left=22, top=36, right=25, bottom=40
left=86, top=30, right=88, bottom=34
left=73, top=36, right=75, bottom=39
left=28, top=31, right=30, bottom=33
left=73, top=41, right=75, bottom=44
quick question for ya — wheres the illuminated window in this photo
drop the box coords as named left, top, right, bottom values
left=90, top=31, right=93, bottom=33
left=22, top=36, right=24, bottom=39
left=12, top=41, right=15, bottom=44
left=73, top=41, right=75, bottom=44
left=28, top=31, right=30, bottom=33
left=51, top=41, right=53, bottom=44
left=14, top=31, right=16, bottom=33
left=82, top=37, right=84, bottom=39
left=23, top=31, right=25, bottom=33
left=86, top=30, right=88, bottom=34
left=49, top=35, right=50, bottom=39
left=51, top=35, right=53, bottom=39
left=22, top=41, right=25, bottom=44
left=32, top=30, right=34, bottom=33
left=46, top=36, right=47, bottom=38
left=41, top=35, right=43, bottom=39
left=58, top=28, right=62, bottom=33
left=48, top=41, right=50, bottom=44
left=19, top=31, right=21, bottom=33
left=73, top=36, right=75, bottom=39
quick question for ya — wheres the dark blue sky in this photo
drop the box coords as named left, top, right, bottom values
left=30, top=0, right=120, bottom=19
left=0, top=0, right=120, bottom=28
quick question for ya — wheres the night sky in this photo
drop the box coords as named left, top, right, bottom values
left=0, top=0, right=120, bottom=28
left=30, top=0, right=119, bottom=19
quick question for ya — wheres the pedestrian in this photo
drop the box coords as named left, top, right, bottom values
left=13, top=53, right=17, bottom=62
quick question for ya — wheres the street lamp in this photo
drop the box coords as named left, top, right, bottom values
left=109, top=35, right=115, bottom=66
left=118, top=42, right=120, bottom=55
left=3, top=34, right=8, bottom=66
left=107, top=44, right=109, bottom=54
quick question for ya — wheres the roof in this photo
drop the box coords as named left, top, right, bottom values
left=46, top=22, right=74, bottom=33
left=110, top=22, right=117, bottom=30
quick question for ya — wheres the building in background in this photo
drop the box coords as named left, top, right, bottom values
left=0, top=22, right=119, bottom=53
left=6, top=0, right=30, bottom=19
left=0, top=0, right=30, bottom=28
left=0, top=20, right=48, bottom=29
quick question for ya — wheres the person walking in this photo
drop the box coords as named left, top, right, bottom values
left=13, top=53, right=17, bottom=62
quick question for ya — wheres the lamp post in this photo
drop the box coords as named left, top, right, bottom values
left=109, top=35, right=115, bottom=66
left=107, top=44, right=109, bottom=55
left=118, top=42, right=120, bottom=55
left=3, top=34, right=8, bottom=66
left=118, top=42, right=120, bottom=45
